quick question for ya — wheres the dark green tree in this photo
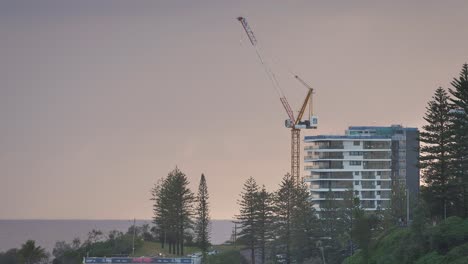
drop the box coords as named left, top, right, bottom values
left=273, top=173, right=296, bottom=264
left=351, top=209, right=372, bottom=264
left=254, top=185, right=274, bottom=264
left=151, top=167, right=195, bottom=256
left=236, top=176, right=259, bottom=264
left=18, top=240, right=49, bottom=264
left=0, top=249, right=20, bottom=264
left=319, top=186, right=347, bottom=263
left=320, top=187, right=341, bottom=238
left=290, top=180, right=319, bottom=263
left=52, top=238, right=83, bottom=264
left=448, top=63, right=468, bottom=218
left=194, top=173, right=211, bottom=262
left=420, top=87, right=454, bottom=219
left=151, top=177, right=167, bottom=248
left=391, top=180, right=408, bottom=225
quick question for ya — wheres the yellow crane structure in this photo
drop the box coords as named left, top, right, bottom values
left=237, top=17, right=318, bottom=183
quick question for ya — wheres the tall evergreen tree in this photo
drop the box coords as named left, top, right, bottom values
left=255, top=185, right=274, bottom=264
left=236, top=177, right=259, bottom=264
left=351, top=209, right=372, bottom=264
left=448, top=63, right=468, bottom=217
left=419, top=87, right=454, bottom=219
left=273, top=173, right=296, bottom=264
left=151, top=177, right=168, bottom=249
left=391, top=180, right=408, bottom=224
left=320, top=187, right=340, bottom=237
left=194, top=174, right=210, bottom=262
left=290, top=180, right=319, bottom=263
left=151, top=167, right=194, bottom=256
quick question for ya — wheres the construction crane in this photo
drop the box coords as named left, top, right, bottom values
left=237, top=17, right=318, bottom=183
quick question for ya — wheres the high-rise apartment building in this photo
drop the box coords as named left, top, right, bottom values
left=304, top=125, right=419, bottom=212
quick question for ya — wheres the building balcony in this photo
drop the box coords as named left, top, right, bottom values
left=363, top=141, right=391, bottom=149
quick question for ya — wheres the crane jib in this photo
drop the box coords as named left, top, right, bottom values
left=237, top=17, right=257, bottom=46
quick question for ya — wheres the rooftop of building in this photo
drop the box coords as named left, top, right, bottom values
left=304, top=125, right=419, bottom=141
left=304, top=135, right=391, bottom=140
left=348, top=125, right=418, bottom=132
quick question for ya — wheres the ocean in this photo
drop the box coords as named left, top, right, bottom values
left=0, top=219, right=234, bottom=253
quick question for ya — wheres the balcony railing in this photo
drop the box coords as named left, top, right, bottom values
left=305, top=153, right=345, bottom=160
left=315, top=142, right=344, bottom=149
left=361, top=182, right=376, bottom=189
left=363, top=141, right=391, bottom=149
left=311, top=181, right=354, bottom=189
left=363, top=151, right=391, bottom=159
left=310, top=172, right=354, bottom=179
left=363, top=161, right=391, bottom=169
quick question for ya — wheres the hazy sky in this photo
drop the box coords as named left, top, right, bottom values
left=1, top=0, right=468, bottom=220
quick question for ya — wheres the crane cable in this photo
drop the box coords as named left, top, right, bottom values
left=238, top=19, right=285, bottom=98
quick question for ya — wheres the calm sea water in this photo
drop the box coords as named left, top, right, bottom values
left=0, top=220, right=233, bottom=253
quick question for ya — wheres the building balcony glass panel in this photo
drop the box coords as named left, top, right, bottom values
left=311, top=161, right=344, bottom=169
left=361, top=171, right=375, bottom=179
left=304, top=145, right=315, bottom=151
left=363, top=161, right=391, bottom=169
left=311, top=181, right=354, bottom=189
left=318, top=152, right=344, bottom=159
left=361, top=181, right=376, bottom=189
left=379, top=171, right=391, bottom=179
left=315, top=141, right=344, bottom=149
left=361, top=191, right=376, bottom=199
left=380, top=181, right=391, bottom=189
left=318, top=191, right=351, bottom=199
left=379, top=191, right=391, bottom=198
left=363, top=141, right=391, bottom=149
left=309, top=172, right=354, bottom=179
left=363, top=151, right=391, bottom=159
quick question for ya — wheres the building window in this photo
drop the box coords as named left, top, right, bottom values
left=355, top=191, right=359, bottom=196
left=377, top=171, right=382, bottom=176
left=350, top=151, right=363, bottom=156
left=354, top=171, right=359, bottom=175
left=355, top=181, right=360, bottom=185
left=377, top=191, right=381, bottom=195
left=353, top=141, right=360, bottom=146
left=350, top=161, right=362, bottom=166
left=377, top=181, right=381, bottom=185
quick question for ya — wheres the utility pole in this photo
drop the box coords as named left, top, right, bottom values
left=406, top=189, right=410, bottom=226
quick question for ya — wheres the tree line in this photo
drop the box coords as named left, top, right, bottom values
left=0, top=226, right=149, bottom=264
left=233, top=64, right=468, bottom=264
left=420, top=63, right=468, bottom=220
left=151, top=167, right=211, bottom=259
left=234, top=174, right=383, bottom=264
left=0, top=167, right=211, bottom=264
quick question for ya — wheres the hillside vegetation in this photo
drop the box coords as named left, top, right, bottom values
left=344, top=217, right=468, bottom=264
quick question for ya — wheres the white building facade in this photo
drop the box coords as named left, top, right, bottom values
left=304, top=135, right=392, bottom=211
left=304, top=125, right=420, bottom=213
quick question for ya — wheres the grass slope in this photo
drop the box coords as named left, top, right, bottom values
left=344, top=217, right=468, bottom=264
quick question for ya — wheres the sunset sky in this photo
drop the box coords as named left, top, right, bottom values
left=1, top=0, right=468, bottom=220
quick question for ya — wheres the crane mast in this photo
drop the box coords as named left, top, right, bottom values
left=237, top=17, right=318, bottom=183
